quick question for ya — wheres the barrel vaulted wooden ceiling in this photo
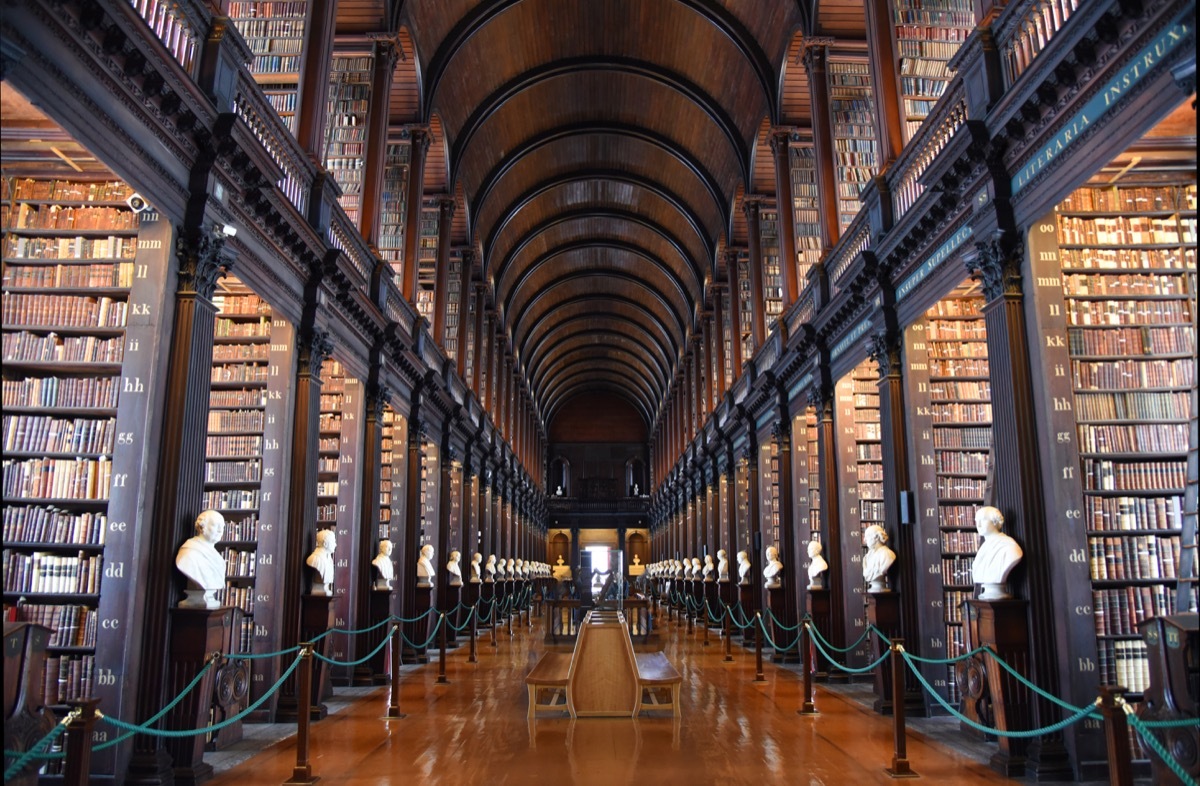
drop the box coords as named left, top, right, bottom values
left=338, top=0, right=865, bottom=431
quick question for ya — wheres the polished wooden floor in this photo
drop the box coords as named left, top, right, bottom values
left=207, top=610, right=1015, bottom=785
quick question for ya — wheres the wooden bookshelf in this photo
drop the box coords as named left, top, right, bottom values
left=228, top=1, right=307, bottom=134
left=416, top=204, right=439, bottom=323
left=834, top=357, right=881, bottom=668
left=891, top=0, right=973, bottom=142
left=736, top=251, right=754, bottom=359
left=826, top=57, right=879, bottom=234
left=788, top=145, right=822, bottom=284
left=443, top=250, right=462, bottom=357
left=759, top=209, right=783, bottom=330
left=379, top=140, right=410, bottom=287
left=905, top=290, right=993, bottom=705
left=1, top=174, right=170, bottom=776
left=324, top=51, right=374, bottom=227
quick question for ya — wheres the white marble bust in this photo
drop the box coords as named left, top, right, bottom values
left=470, top=552, right=483, bottom=583
left=702, top=554, right=714, bottom=581
left=690, top=557, right=702, bottom=579
left=972, top=506, right=1024, bottom=599
left=372, top=539, right=394, bottom=590
left=506, top=558, right=517, bottom=580
left=485, top=554, right=497, bottom=582
left=806, top=540, right=829, bottom=590
left=306, top=528, right=337, bottom=595
left=515, top=558, right=525, bottom=579
left=737, top=550, right=751, bottom=585
left=416, top=544, right=435, bottom=588
left=717, top=549, right=729, bottom=582
left=496, top=557, right=507, bottom=579
left=862, top=524, right=896, bottom=593
left=763, top=545, right=783, bottom=589
left=447, top=549, right=463, bottom=587
left=176, top=510, right=226, bottom=608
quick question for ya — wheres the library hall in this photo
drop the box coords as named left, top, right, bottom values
left=1, top=0, right=1197, bottom=784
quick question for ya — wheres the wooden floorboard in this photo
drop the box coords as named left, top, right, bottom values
left=204, top=614, right=1023, bottom=785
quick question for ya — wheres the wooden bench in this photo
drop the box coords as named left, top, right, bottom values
left=524, top=651, right=572, bottom=717
left=634, top=651, right=682, bottom=717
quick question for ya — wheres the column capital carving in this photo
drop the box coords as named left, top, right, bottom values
left=437, top=195, right=456, bottom=219
left=742, top=195, right=767, bottom=218
left=800, top=37, right=835, bottom=70
left=868, top=331, right=902, bottom=379
left=768, top=128, right=792, bottom=155
left=403, top=125, right=432, bottom=154
left=174, top=228, right=229, bottom=299
left=299, top=328, right=334, bottom=375
left=968, top=229, right=1023, bottom=302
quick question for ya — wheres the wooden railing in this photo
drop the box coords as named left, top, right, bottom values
left=126, top=0, right=207, bottom=75
left=995, top=0, right=1082, bottom=87
left=891, top=97, right=968, bottom=220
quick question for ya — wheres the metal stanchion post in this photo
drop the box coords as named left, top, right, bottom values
left=63, top=699, right=99, bottom=786
left=1098, top=687, right=1133, bottom=786
left=507, top=605, right=514, bottom=638
left=283, top=645, right=317, bottom=785
left=687, top=602, right=693, bottom=634
left=437, top=614, right=449, bottom=684
left=723, top=608, right=734, bottom=662
left=703, top=602, right=710, bottom=646
left=799, top=622, right=817, bottom=715
left=469, top=605, right=478, bottom=664
left=385, top=625, right=405, bottom=719
left=491, top=602, right=498, bottom=648
left=754, top=613, right=765, bottom=682
left=884, top=640, right=917, bottom=778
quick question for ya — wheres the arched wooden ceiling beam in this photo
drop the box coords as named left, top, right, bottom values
left=525, top=323, right=671, bottom=392
left=510, top=270, right=687, bottom=352
left=483, top=170, right=713, bottom=272
left=472, top=123, right=727, bottom=232
left=422, top=0, right=776, bottom=134
left=492, top=206, right=706, bottom=296
left=542, top=366, right=655, bottom=424
left=450, top=57, right=749, bottom=190
left=500, top=239, right=693, bottom=324
left=531, top=342, right=665, bottom=403
left=546, top=383, right=652, bottom=431
left=514, top=294, right=679, bottom=372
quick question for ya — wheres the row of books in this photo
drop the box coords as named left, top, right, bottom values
left=1072, top=390, right=1190, bottom=421
left=2, top=375, right=118, bottom=409
left=1097, top=640, right=1151, bottom=694
left=931, top=402, right=992, bottom=422
left=900, top=58, right=951, bottom=79
left=939, top=556, right=973, bottom=587
left=204, top=460, right=262, bottom=484
left=1066, top=300, right=1191, bottom=326
left=860, top=500, right=885, bottom=520
left=2, top=261, right=135, bottom=288
left=319, top=414, right=342, bottom=432
left=3, top=414, right=114, bottom=455
left=853, top=393, right=880, bottom=408
left=2, top=456, right=112, bottom=500
left=942, top=530, right=980, bottom=554
left=1057, top=215, right=1192, bottom=245
left=3, top=550, right=103, bottom=593
left=317, top=481, right=339, bottom=496
left=212, top=364, right=269, bottom=383
left=896, top=39, right=962, bottom=59
left=1062, top=272, right=1189, bottom=296
left=15, top=603, right=97, bottom=647
left=228, top=0, right=308, bottom=19
left=1057, top=185, right=1196, bottom=213
left=856, top=462, right=884, bottom=481
left=213, top=343, right=270, bottom=361
left=1, top=507, right=107, bottom=545
left=210, top=389, right=266, bottom=408
left=1093, top=584, right=1176, bottom=636
left=943, top=589, right=971, bottom=623
left=1067, top=325, right=1195, bottom=356
left=265, top=92, right=297, bottom=115
left=1088, top=535, right=1179, bottom=580
left=10, top=179, right=133, bottom=202
left=926, top=320, right=987, bottom=339
left=929, top=380, right=991, bottom=399
left=1086, top=494, right=1184, bottom=532
left=853, top=423, right=882, bottom=440
left=214, top=317, right=271, bottom=337
left=2, top=293, right=128, bottom=328
left=1072, top=357, right=1194, bottom=389
left=933, top=426, right=992, bottom=449
left=3, top=234, right=137, bottom=260
left=858, top=480, right=884, bottom=499
left=1077, top=423, right=1189, bottom=453
left=43, top=654, right=94, bottom=704
left=201, top=488, right=260, bottom=510
left=894, top=24, right=970, bottom=41
left=940, top=504, right=984, bottom=528
left=3, top=331, right=125, bottom=364
left=223, top=549, right=257, bottom=578
left=927, top=340, right=988, bottom=359
left=10, top=204, right=138, bottom=231
left=247, top=55, right=299, bottom=74
left=205, top=434, right=264, bottom=456
left=937, top=477, right=986, bottom=499
left=1059, top=247, right=1193, bottom=270
left=936, top=451, right=988, bottom=474
left=929, top=357, right=989, bottom=376
left=1082, top=458, right=1187, bottom=492
left=230, top=17, right=303, bottom=38
left=216, top=582, right=256, bottom=615
left=318, top=456, right=339, bottom=472
left=216, top=513, right=259, bottom=541
left=855, top=443, right=883, bottom=461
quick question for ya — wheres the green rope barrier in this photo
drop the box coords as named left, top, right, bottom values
left=1138, top=716, right=1200, bottom=728
left=392, top=608, right=437, bottom=624
left=98, top=652, right=302, bottom=740
left=400, top=615, right=443, bottom=650
left=900, top=650, right=1101, bottom=736
left=808, top=631, right=891, bottom=674
left=324, top=615, right=397, bottom=637
left=229, top=645, right=303, bottom=660
left=867, top=624, right=892, bottom=647
left=313, top=628, right=394, bottom=667
left=806, top=619, right=872, bottom=654
left=757, top=615, right=801, bottom=653
left=4, top=709, right=72, bottom=778
left=1125, top=706, right=1200, bottom=786
left=764, top=607, right=801, bottom=631
left=446, top=606, right=476, bottom=632
left=980, top=648, right=1112, bottom=716
left=900, top=644, right=992, bottom=665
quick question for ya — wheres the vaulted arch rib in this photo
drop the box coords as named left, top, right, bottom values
left=514, top=294, right=680, bottom=365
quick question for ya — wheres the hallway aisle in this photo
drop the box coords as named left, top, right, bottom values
left=206, top=613, right=1013, bottom=785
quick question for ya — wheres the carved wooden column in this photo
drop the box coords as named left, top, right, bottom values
left=401, top=127, right=431, bottom=303
left=436, top=422, right=457, bottom=641
left=770, top=130, right=800, bottom=306
left=712, top=286, right=728, bottom=399
left=352, top=376, right=386, bottom=684
left=743, top=197, right=766, bottom=351
left=863, top=0, right=904, bottom=167
left=127, top=230, right=226, bottom=785
left=802, top=39, right=841, bottom=250
left=771, top=408, right=799, bottom=662
left=293, top=0, right=336, bottom=156
left=813, top=380, right=849, bottom=675
left=457, top=251, right=476, bottom=378
left=725, top=251, right=744, bottom=373
left=275, top=321, right=333, bottom=722
left=359, top=39, right=398, bottom=245
left=400, top=392, right=429, bottom=660
left=473, top=292, right=489, bottom=398
left=968, top=231, right=1071, bottom=778
left=432, top=197, right=456, bottom=346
